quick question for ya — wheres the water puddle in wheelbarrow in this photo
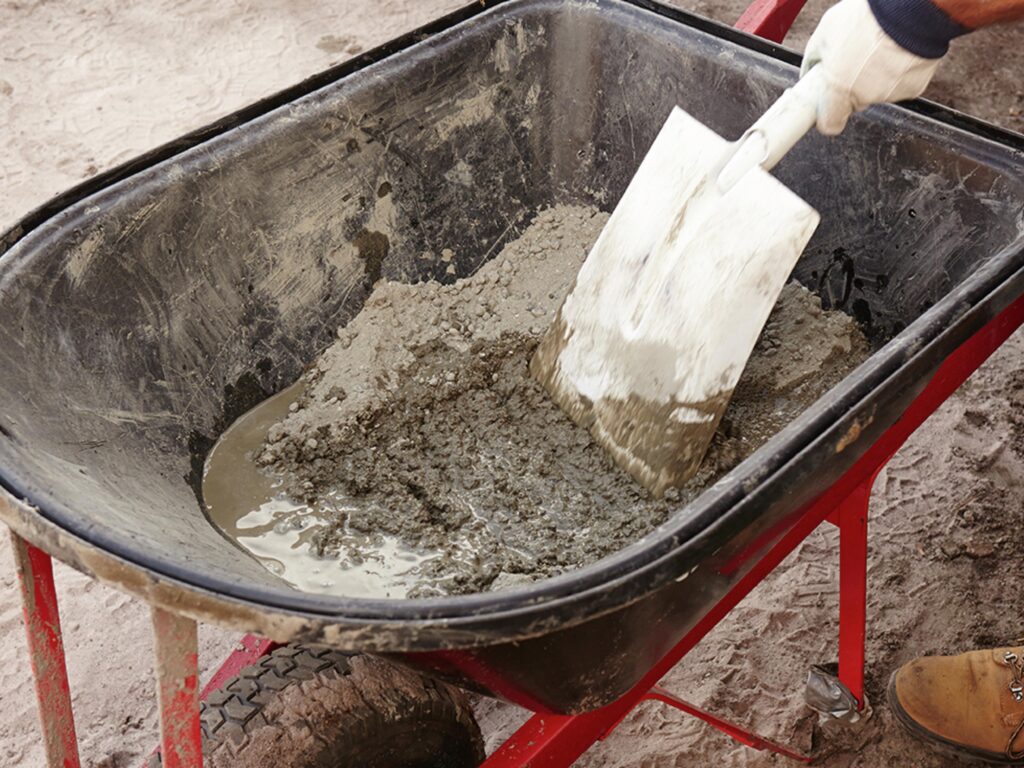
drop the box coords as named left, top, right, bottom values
left=204, top=381, right=440, bottom=597
left=203, top=205, right=872, bottom=599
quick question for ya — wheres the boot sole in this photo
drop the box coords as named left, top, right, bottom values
left=886, top=671, right=1024, bottom=766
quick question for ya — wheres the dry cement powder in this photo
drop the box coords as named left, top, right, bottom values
left=219, top=205, right=870, bottom=598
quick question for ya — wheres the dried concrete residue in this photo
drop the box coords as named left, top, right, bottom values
left=257, top=205, right=870, bottom=597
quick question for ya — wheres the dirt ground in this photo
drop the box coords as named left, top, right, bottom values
left=1, top=1, right=1022, bottom=766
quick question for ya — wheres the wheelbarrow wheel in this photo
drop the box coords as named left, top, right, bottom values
left=147, top=644, right=485, bottom=768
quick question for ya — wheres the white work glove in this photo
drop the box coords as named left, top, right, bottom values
left=801, top=0, right=943, bottom=135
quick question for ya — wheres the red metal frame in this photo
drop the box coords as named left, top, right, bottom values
left=735, top=0, right=810, bottom=42
left=478, top=483, right=869, bottom=766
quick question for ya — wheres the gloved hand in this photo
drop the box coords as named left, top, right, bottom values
left=801, top=0, right=948, bottom=134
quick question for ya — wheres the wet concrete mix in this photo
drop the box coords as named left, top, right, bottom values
left=205, top=205, right=870, bottom=598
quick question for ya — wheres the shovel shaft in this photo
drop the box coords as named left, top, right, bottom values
left=717, top=66, right=826, bottom=190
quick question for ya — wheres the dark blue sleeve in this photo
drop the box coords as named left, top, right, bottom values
left=868, top=0, right=970, bottom=58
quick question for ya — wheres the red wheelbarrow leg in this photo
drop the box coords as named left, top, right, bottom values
left=142, top=634, right=278, bottom=766
left=152, top=608, right=203, bottom=768
left=735, top=0, right=810, bottom=43
left=10, top=531, right=81, bottom=768
left=836, top=482, right=870, bottom=709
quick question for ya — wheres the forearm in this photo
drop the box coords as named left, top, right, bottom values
left=867, top=0, right=1024, bottom=57
left=933, top=0, right=1024, bottom=29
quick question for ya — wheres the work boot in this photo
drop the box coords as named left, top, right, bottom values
left=888, top=647, right=1024, bottom=765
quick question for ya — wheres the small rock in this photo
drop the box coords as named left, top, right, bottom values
left=965, top=539, right=996, bottom=559
left=939, top=539, right=963, bottom=560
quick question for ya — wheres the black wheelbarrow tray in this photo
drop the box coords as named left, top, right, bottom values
left=3, top=0, right=1024, bottom=764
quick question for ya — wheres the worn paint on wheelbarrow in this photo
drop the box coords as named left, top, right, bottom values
left=152, top=609, right=202, bottom=768
left=10, top=533, right=81, bottom=768
left=0, top=0, right=1023, bottom=718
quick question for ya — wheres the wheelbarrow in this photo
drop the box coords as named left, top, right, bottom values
left=2, top=0, right=1024, bottom=765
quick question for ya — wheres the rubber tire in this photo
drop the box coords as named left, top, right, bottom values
left=147, top=645, right=485, bottom=768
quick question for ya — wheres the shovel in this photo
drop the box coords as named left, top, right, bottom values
left=531, top=67, right=828, bottom=498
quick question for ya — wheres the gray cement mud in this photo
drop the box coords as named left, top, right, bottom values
left=204, top=205, right=870, bottom=598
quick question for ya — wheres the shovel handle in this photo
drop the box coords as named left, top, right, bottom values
left=717, top=66, right=827, bottom=191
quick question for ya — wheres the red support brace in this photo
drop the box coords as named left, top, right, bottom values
left=644, top=686, right=812, bottom=762
left=199, top=634, right=278, bottom=700
left=11, top=532, right=81, bottom=768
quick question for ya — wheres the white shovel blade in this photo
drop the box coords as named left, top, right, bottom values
left=531, top=106, right=820, bottom=497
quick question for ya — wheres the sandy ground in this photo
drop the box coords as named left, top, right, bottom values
left=1, top=1, right=1022, bottom=766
